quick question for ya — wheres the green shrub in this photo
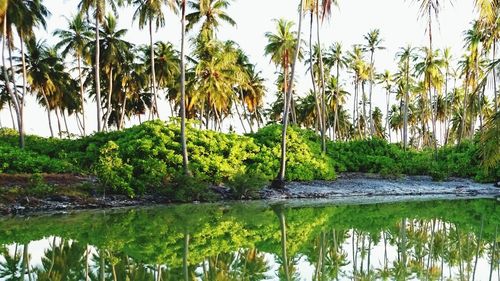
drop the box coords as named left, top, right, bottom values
left=95, top=141, right=134, bottom=197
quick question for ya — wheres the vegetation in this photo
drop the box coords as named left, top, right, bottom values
left=0, top=121, right=497, bottom=200
left=0, top=0, right=498, bottom=189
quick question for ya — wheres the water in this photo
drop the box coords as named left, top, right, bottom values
left=0, top=198, right=498, bottom=280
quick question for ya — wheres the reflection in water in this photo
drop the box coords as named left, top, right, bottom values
left=0, top=199, right=498, bottom=280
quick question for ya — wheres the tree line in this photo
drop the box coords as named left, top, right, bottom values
left=0, top=0, right=498, bottom=184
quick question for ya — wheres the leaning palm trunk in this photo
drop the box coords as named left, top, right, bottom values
left=274, top=0, right=304, bottom=188
left=333, top=62, right=340, bottom=141
left=315, top=2, right=327, bottom=152
left=3, top=16, right=24, bottom=148
left=95, top=15, right=102, bottom=132
left=308, top=12, right=322, bottom=134
left=180, top=0, right=190, bottom=175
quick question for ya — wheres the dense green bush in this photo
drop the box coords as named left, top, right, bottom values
left=0, top=121, right=497, bottom=200
left=249, top=125, right=336, bottom=181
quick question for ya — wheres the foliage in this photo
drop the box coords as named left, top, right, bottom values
left=95, top=141, right=134, bottom=197
left=0, top=121, right=497, bottom=200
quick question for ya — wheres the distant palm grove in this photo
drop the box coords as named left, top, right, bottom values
left=0, top=0, right=499, bottom=181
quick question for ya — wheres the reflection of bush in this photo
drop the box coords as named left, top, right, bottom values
left=0, top=199, right=497, bottom=267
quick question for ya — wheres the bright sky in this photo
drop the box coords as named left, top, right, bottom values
left=0, top=0, right=478, bottom=136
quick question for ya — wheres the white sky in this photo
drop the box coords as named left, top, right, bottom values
left=0, top=0, right=478, bottom=136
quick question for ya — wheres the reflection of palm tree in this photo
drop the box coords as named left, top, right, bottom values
left=0, top=244, right=22, bottom=281
left=233, top=248, right=270, bottom=281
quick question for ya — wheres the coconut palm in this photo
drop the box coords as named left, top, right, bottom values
left=131, top=0, right=176, bottom=120
left=325, top=42, right=348, bottom=140
left=186, top=0, right=236, bottom=41
left=78, top=0, right=126, bottom=132
left=396, top=45, right=418, bottom=148
left=265, top=15, right=304, bottom=187
left=97, top=15, right=133, bottom=130
left=362, top=29, right=385, bottom=137
left=376, top=70, right=393, bottom=141
left=54, top=14, right=92, bottom=136
left=1, top=0, right=49, bottom=148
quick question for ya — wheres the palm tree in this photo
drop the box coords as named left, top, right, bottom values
left=325, top=42, right=348, bottom=140
left=265, top=15, right=304, bottom=188
left=54, top=14, right=92, bottom=136
left=186, top=0, right=236, bottom=41
left=78, top=0, right=125, bottom=132
left=377, top=70, right=393, bottom=140
left=326, top=76, right=349, bottom=140
left=131, top=0, right=176, bottom=120
left=1, top=0, right=49, bottom=148
left=396, top=45, right=417, bottom=148
left=441, top=47, right=453, bottom=144
left=362, top=29, right=385, bottom=137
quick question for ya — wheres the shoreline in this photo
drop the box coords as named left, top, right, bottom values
left=1, top=173, right=498, bottom=216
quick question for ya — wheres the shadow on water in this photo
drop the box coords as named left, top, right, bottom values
left=0, top=198, right=498, bottom=280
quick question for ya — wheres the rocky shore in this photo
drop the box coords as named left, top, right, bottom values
left=1, top=173, right=498, bottom=215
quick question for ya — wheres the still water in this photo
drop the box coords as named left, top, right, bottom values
left=0, top=198, right=498, bottom=280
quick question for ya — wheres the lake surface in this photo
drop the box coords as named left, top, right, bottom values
left=0, top=198, right=498, bottom=280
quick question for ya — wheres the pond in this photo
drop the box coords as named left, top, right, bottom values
left=0, top=198, right=498, bottom=280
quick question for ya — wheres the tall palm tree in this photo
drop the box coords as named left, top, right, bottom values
left=54, top=14, right=92, bottom=136
left=131, top=0, right=176, bottom=120
left=325, top=42, right=348, bottom=140
left=78, top=0, right=125, bottom=132
left=396, top=45, right=417, bottom=148
left=265, top=15, right=303, bottom=188
left=362, top=29, right=385, bottom=137
left=377, top=70, right=393, bottom=140
left=97, top=15, right=132, bottom=130
left=1, top=0, right=49, bottom=148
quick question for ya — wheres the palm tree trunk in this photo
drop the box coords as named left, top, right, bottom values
left=119, top=95, right=127, bottom=130
left=459, top=75, right=469, bottom=145
left=333, top=63, right=340, bottom=141
left=95, top=14, right=102, bottom=132
left=3, top=21, right=24, bottom=149
left=77, top=54, right=86, bottom=135
left=8, top=100, right=15, bottom=129
left=234, top=100, right=247, bottom=133
left=41, top=90, right=54, bottom=138
left=315, top=2, right=327, bottom=152
left=386, top=90, right=390, bottom=142
left=309, top=12, right=322, bottom=135
left=362, top=83, right=367, bottom=137
left=19, top=35, right=27, bottom=148
left=180, top=0, right=190, bottom=175
left=277, top=207, right=290, bottom=281
left=55, top=108, right=62, bottom=138
left=22, top=243, right=31, bottom=281
left=489, top=226, right=498, bottom=281
left=104, top=68, right=113, bottom=131
left=150, top=19, right=160, bottom=119
left=443, top=67, right=448, bottom=145
left=493, top=42, right=498, bottom=114
left=62, top=109, right=69, bottom=136
left=404, top=58, right=409, bottom=148
left=274, top=0, right=304, bottom=187
left=369, top=51, right=375, bottom=137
